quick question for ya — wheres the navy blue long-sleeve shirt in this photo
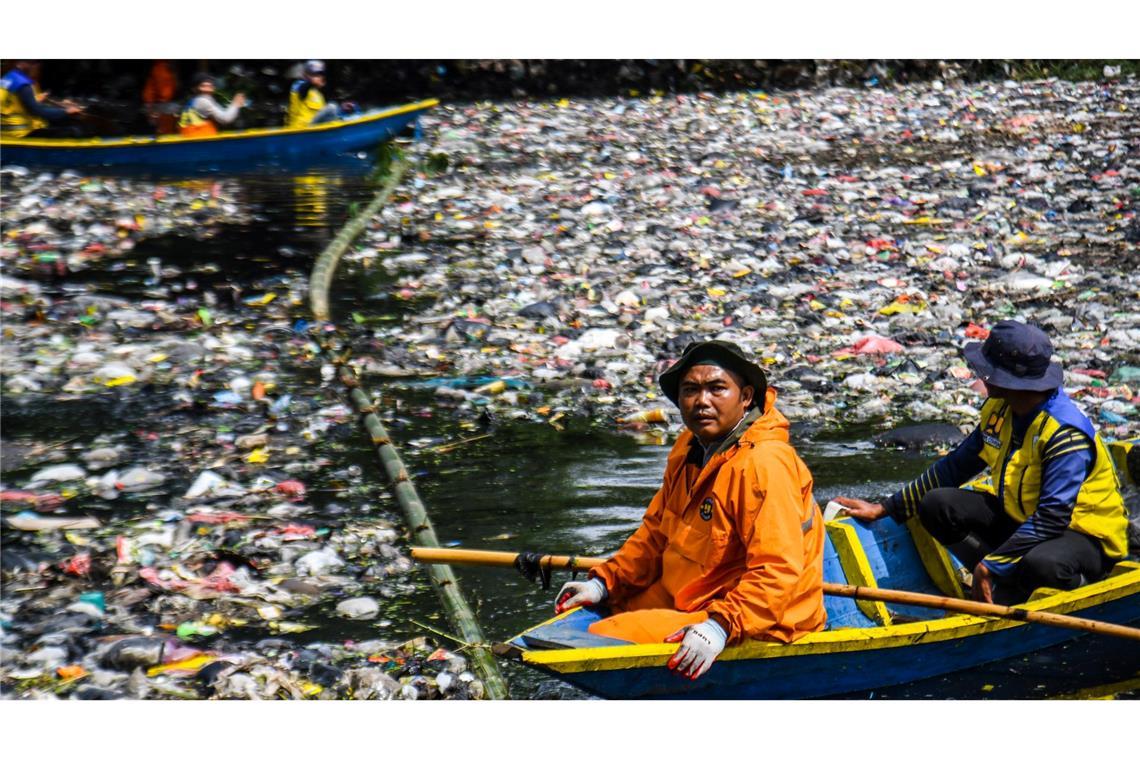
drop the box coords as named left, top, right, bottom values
left=14, top=80, right=68, bottom=123
left=884, top=407, right=1093, bottom=576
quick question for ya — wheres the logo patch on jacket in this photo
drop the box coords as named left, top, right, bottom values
left=699, top=497, right=716, bottom=521
left=982, top=411, right=1005, bottom=449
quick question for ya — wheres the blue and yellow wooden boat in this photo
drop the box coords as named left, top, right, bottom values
left=500, top=516, right=1140, bottom=699
left=0, top=99, right=437, bottom=173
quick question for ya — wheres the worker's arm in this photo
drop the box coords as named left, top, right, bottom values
left=883, top=426, right=987, bottom=521
left=193, top=95, right=244, bottom=126
left=16, top=84, right=68, bottom=123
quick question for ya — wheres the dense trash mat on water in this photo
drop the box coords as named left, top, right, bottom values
left=337, top=77, right=1140, bottom=549
left=1, top=172, right=485, bottom=699
left=340, top=78, right=1139, bottom=451
left=3, top=75, right=1140, bottom=700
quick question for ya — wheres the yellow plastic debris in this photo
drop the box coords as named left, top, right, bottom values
left=245, top=448, right=269, bottom=464
left=298, top=680, right=324, bottom=697
left=475, top=380, right=506, bottom=394
left=879, top=297, right=927, bottom=316
left=147, top=654, right=216, bottom=677
left=103, top=374, right=137, bottom=387
left=618, top=408, right=670, bottom=424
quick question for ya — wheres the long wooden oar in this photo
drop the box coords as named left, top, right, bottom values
left=411, top=547, right=1140, bottom=643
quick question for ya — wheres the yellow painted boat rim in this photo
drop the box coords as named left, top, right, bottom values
left=517, top=563, right=1140, bottom=672
left=1, top=99, right=440, bottom=150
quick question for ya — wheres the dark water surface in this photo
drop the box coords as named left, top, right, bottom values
left=5, top=163, right=1136, bottom=700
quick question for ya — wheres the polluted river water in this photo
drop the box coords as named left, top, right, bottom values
left=3, top=82, right=1140, bottom=700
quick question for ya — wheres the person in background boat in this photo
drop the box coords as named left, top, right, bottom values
left=555, top=340, right=826, bottom=680
left=1, top=60, right=85, bottom=138
left=285, top=60, right=356, bottom=128
left=834, top=320, right=1127, bottom=606
left=178, top=73, right=247, bottom=137
left=143, top=60, right=180, bottom=135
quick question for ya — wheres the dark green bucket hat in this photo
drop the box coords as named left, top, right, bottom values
left=658, top=340, right=767, bottom=409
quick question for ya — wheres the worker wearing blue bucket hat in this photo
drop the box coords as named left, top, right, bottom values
left=286, top=60, right=356, bottom=128
left=836, top=320, right=1127, bottom=605
left=961, top=319, right=1064, bottom=392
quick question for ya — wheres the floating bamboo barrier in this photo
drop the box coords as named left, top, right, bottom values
left=308, top=157, right=509, bottom=699
left=309, top=160, right=406, bottom=323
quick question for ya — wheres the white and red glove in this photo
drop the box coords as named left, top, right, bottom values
left=554, top=577, right=607, bottom=614
left=665, top=619, right=727, bottom=680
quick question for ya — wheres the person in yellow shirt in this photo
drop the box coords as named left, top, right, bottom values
left=1, top=60, right=84, bottom=138
left=836, top=320, right=1127, bottom=605
left=178, top=73, right=247, bottom=137
left=286, top=60, right=349, bottom=128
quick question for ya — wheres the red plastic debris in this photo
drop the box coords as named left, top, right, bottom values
left=964, top=323, right=991, bottom=339
left=0, top=490, right=64, bottom=511
left=851, top=335, right=904, bottom=355
left=274, top=523, right=316, bottom=539
left=60, top=553, right=92, bottom=577
left=275, top=480, right=307, bottom=502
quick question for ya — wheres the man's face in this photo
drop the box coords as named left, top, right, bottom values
left=983, top=381, right=1008, bottom=399
left=678, top=364, right=754, bottom=445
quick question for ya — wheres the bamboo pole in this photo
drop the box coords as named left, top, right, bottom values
left=338, top=366, right=508, bottom=698
left=411, top=547, right=1140, bottom=644
left=307, top=159, right=509, bottom=700
left=308, top=159, right=407, bottom=322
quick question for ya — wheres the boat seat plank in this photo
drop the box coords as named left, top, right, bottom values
left=822, top=528, right=880, bottom=629
left=907, top=517, right=967, bottom=599
left=833, top=517, right=952, bottom=621
left=826, top=521, right=892, bottom=624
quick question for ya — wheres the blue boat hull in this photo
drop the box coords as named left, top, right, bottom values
left=506, top=514, right=1140, bottom=699
left=523, top=593, right=1140, bottom=699
left=0, top=100, right=437, bottom=173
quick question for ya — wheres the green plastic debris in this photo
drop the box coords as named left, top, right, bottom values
left=78, top=591, right=105, bottom=613
left=1110, top=366, right=1140, bottom=384
left=176, top=621, right=219, bottom=639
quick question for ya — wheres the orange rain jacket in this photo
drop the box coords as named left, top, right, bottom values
left=590, top=388, right=826, bottom=645
left=142, top=61, right=179, bottom=135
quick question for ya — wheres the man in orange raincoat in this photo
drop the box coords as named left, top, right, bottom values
left=142, top=60, right=179, bottom=135
left=555, top=340, right=825, bottom=680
